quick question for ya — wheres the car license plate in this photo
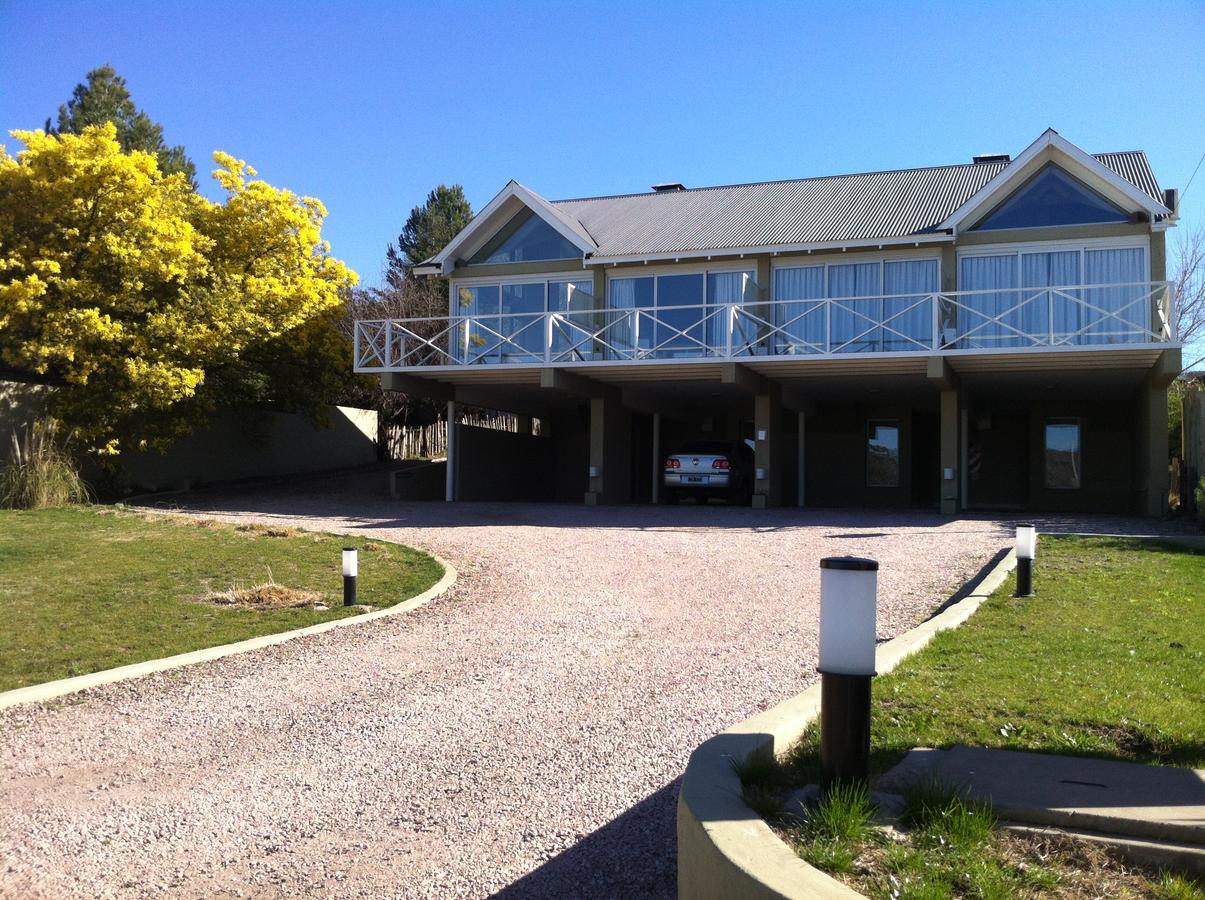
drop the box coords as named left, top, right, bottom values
left=685, top=475, right=705, bottom=484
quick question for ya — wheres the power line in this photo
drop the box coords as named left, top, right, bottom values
left=1181, top=149, right=1205, bottom=204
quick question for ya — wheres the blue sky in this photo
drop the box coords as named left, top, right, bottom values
left=2, top=0, right=1203, bottom=289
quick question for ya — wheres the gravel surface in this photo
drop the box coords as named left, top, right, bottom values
left=0, top=476, right=1185, bottom=899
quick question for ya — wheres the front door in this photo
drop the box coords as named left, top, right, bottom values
left=967, top=412, right=1028, bottom=509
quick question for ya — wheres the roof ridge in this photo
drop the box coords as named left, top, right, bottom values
left=550, top=151, right=1141, bottom=205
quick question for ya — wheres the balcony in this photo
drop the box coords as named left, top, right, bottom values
left=354, top=282, right=1175, bottom=372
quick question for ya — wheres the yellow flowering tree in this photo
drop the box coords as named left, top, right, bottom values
left=0, top=124, right=357, bottom=454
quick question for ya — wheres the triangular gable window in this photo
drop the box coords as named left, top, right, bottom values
left=469, top=209, right=582, bottom=264
left=971, top=163, right=1130, bottom=231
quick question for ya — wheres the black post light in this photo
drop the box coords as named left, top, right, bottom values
left=343, top=547, right=358, bottom=606
left=818, top=556, right=878, bottom=790
left=1014, top=525, right=1036, bottom=598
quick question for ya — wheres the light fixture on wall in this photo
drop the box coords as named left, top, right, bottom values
left=1014, top=525, right=1036, bottom=597
left=343, top=548, right=358, bottom=607
left=818, top=556, right=878, bottom=789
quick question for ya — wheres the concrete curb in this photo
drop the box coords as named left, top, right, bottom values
left=676, top=548, right=1017, bottom=900
left=0, top=534, right=457, bottom=712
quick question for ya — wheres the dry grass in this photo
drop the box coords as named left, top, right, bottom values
left=234, top=523, right=301, bottom=538
left=194, top=582, right=324, bottom=610
left=0, top=421, right=89, bottom=509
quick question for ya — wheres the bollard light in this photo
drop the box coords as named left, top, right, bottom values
left=1014, top=525, right=1036, bottom=598
left=818, top=556, right=878, bottom=790
left=343, top=547, right=358, bottom=606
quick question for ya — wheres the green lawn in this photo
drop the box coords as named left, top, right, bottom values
left=0, top=506, right=444, bottom=691
left=748, top=536, right=1205, bottom=899
left=787, top=535, right=1205, bottom=782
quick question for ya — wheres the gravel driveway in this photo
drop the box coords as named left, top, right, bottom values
left=0, top=476, right=1172, bottom=898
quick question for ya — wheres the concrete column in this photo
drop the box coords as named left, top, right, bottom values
left=796, top=409, right=806, bottom=507
left=753, top=388, right=783, bottom=508
left=445, top=400, right=459, bottom=502
left=651, top=412, right=662, bottom=504
left=515, top=414, right=534, bottom=435
left=586, top=389, right=631, bottom=505
left=939, top=389, right=960, bottom=515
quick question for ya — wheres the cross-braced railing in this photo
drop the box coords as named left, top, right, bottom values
left=353, top=281, right=1175, bottom=371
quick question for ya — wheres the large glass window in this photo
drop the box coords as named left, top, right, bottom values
left=770, top=258, right=938, bottom=354
left=607, top=269, right=754, bottom=359
left=957, top=245, right=1147, bottom=347
left=456, top=284, right=501, bottom=363
left=972, top=164, right=1130, bottom=231
left=656, top=273, right=706, bottom=355
left=1045, top=420, right=1081, bottom=489
left=470, top=211, right=582, bottom=264
left=771, top=265, right=825, bottom=353
left=883, top=260, right=939, bottom=351
left=866, top=421, right=900, bottom=487
left=549, top=280, right=596, bottom=359
left=452, top=277, right=596, bottom=364
left=500, top=282, right=546, bottom=358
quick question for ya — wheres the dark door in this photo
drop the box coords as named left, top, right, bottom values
left=911, top=411, right=940, bottom=508
left=968, top=412, right=1029, bottom=509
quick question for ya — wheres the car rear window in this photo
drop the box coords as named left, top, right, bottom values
left=675, top=442, right=731, bottom=455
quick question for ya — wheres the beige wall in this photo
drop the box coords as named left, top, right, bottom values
left=0, top=380, right=50, bottom=437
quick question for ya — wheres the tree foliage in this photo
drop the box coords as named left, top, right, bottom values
left=0, top=124, right=358, bottom=455
left=47, top=65, right=197, bottom=187
left=384, top=184, right=472, bottom=289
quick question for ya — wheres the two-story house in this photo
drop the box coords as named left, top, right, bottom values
left=355, top=130, right=1181, bottom=515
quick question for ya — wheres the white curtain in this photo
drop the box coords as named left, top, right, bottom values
left=1083, top=248, right=1146, bottom=344
left=828, top=262, right=882, bottom=352
left=958, top=255, right=1018, bottom=348
left=883, top=260, right=938, bottom=351
left=607, top=278, right=640, bottom=356
left=707, top=271, right=753, bottom=353
left=772, top=266, right=825, bottom=353
left=1021, top=251, right=1080, bottom=344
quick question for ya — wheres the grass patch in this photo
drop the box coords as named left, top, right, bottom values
left=749, top=536, right=1205, bottom=897
left=783, top=536, right=1205, bottom=783
left=0, top=506, right=444, bottom=691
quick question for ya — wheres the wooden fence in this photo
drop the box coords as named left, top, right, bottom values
left=385, top=410, right=538, bottom=461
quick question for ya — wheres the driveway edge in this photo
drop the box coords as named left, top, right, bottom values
left=0, top=545, right=457, bottom=712
left=676, top=547, right=1017, bottom=900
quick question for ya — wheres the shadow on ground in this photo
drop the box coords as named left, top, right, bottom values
left=490, top=780, right=679, bottom=900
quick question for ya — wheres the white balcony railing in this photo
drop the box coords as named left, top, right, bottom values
left=354, top=282, right=1175, bottom=371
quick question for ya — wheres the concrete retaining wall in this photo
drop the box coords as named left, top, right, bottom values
left=121, top=405, right=378, bottom=492
left=676, top=550, right=1017, bottom=899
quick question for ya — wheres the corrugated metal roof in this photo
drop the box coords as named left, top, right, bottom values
left=548, top=151, right=1162, bottom=260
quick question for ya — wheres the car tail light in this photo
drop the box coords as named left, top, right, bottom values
left=712, top=458, right=730, bottom=469
left=665, top=458, right=680, bottom=469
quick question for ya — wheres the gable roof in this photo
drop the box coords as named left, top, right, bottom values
left=424, top=133, right=1168, bottom=272
left=420, top=180, right=596, bottom=275
left=937, top=129, right=1171, bottom=235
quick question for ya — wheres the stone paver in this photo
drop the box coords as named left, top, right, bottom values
left=0, top=475, right=1182, bottom=898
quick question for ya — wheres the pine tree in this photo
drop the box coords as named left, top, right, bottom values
left=47, top=65, right=196, bottom=187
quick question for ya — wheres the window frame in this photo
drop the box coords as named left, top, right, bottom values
left=1044, top=417, right=1083, bottom=490
left=865, top=419, right=901, bottom=488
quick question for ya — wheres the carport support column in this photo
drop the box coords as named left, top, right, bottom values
left=586, top=388, right=629, bottom=506
left=445, top=400, right=459, bottom=502
left=753, top=387, right=783, bottom=508
left=929, top=357, right=961, bottom=516
left=651, top=412, right=662, bottom=504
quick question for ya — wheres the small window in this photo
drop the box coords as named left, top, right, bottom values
left=867, top=421, right=900, bottom=487
left=1045, top=420, right=1081, bottom=489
